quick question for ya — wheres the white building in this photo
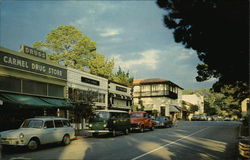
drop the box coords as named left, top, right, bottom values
left=67, top=68, right=108, bottom=110
left=182, top=94, right=204, bottom=114
left=108, top=80, right=132, bottom=111
left=133, top=78, right=183, bottom=117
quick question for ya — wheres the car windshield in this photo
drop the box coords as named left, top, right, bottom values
left=21, top=120, right=43, bottom=128
left=130, top=113, right=143, bottom=117
left=156, top=117, right=165, bottom=121
left=90, top=111, right=110, bottom=122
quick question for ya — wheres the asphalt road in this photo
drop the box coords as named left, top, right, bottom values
left=2, top=121, right=241, bottom=160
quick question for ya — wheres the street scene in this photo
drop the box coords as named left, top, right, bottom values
left=2, top=121, right=241, bottom=160
left=0, top=0, right=249, bottom=160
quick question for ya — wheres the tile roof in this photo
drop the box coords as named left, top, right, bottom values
left=133, top=78, right=183, bottom=89
left=133, top=78, right=168, bottom=85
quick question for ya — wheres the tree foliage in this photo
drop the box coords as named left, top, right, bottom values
left=184, top=88, right=240, bottom=116
left=88, top=53, right=114, bottom=79
left=112, top=67, right=134, bottom=86
left=157, top=0, right=249, bottom=101
left=33, top=25, right=96, bottom=71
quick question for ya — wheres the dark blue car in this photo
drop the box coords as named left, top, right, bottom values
left=154, top=116, right=172, bottom=128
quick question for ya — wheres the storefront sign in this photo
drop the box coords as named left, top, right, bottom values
left=0, top=51, right=67, bottom=80
left=116, top=86, right=127, bottom=92
left=81, top=77, right=100, bottom=86
left=20, top=45, right=46, bottom=59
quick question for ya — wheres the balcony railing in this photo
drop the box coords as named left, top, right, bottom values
left=133, top=90, right=178, bottom=99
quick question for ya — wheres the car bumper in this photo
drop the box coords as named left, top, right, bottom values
left=0, top=138, right=26, bottom=146
left=86, top=130, right=110, bottom=133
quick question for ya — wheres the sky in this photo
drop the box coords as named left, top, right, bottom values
left=0, top=1, right=217, bottom=90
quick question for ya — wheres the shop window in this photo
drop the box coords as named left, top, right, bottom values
left=23, top=80, right=47, bottom=96
left=48, top=84, right=64, bottom=98
left=0, top=76, right=21, bottom=93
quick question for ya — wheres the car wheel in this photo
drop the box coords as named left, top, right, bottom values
left=150, top=126, right=154, bottom=131
left=124, top=128, right=129, bottom=135
left=112, top=130, right=116, bottom=137
left=62, top=135, right=70, bottom=145
left=140, top=126, right=144, bottom=133
left=27, top=139, right=39, bottom=150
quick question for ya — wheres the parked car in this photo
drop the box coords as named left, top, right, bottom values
left=191, top=115, right=201, bottom=121
left=87, top=110, right=130, bottom=137
left=130, top=111, right=154, bottom=132
left=154, top=116, right=172, bottom=128
left=0, top=116, right=75, bottom=150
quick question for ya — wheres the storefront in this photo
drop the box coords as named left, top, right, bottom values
left=0, top=46, right=72, bottom=131
left=108, top=80, right=132, bottom=111
left=67, top=68, right=108, bottom=129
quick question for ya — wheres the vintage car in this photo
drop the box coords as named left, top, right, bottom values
left=87, top=110, right=131, bottom=137
left=0, top=116, right=75, bottom=150
left=130, top=111, right=154, bottom=132
left=154, top=116, right=173, bottom=128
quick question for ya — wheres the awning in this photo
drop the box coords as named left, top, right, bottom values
left=0, top=93, right=72, bottom=109
left=169, top=105, right=180, bottom=113
left=40, top=97, right=73, bottom=108
left=109, top=93, right=132, bottom=100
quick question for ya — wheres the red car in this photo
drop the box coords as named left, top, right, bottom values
left=130, top=111, right=154, bottom=132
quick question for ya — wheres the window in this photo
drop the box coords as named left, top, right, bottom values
left=48, top=84, right=64, bottom=98
left=54, top=120, right=63, bottom=128
left=23, top=80, right=47, bottom=96
left=62, top=120, right=70, bottom=127
left=44, top=121, right=54, bottom=128
left=0, top=76, right=21, bottom=93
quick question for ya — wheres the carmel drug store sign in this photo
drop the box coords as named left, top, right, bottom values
left=0, top=51, right=67, bottom=80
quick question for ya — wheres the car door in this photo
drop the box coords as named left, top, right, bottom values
left=54, top=120, right=65, bottom=142
left=42, top=120, right=56, bottom=144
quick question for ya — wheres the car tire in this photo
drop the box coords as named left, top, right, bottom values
left=140, top=126, right=144, bottom=133
left=62, top=135, right=70, bottom=145
left=112, top=130, right=116, bottom=137
left=150, top=126, right=154, bottom=131
left=124, top=128, right=129, bottom=135
left=27, top=138, right=39, bottom=150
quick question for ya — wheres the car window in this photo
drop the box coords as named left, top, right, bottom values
left=62, top=120, right=71, bottom=127
left=44, top=120, right=54, bottom=128
left=54, top=120, right=63, bottom=128
left=21, top=120, right=43, bottom=128
left=130, top=113, right=143, bottom=117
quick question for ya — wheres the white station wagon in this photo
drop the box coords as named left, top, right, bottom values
left=0, top=117, right=75, bottom=150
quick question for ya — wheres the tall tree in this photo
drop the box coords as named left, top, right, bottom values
left=88, top=53, right=114, bottom=79
left=113, top=67, right=134, bottom=86
left=33, top=25, right=96, bottom=71
left=157, top=0, right=249, bottom=101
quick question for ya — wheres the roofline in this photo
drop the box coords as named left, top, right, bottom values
left=133, top=80, right=183, bottom=90
left=108, top=80, right=129, bottom=87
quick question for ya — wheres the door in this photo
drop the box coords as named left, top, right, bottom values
left=42, top=120, right=56, bottom=144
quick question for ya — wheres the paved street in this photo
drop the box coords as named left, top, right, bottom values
left=2, top=121, right=240, bottom=160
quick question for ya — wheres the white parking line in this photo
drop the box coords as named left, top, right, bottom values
left=131, top=127, right=211, bottom=160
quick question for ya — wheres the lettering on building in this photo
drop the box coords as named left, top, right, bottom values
left=116, top=86, right=127, bottom=92
left=20, top=45, right=46, bottom=59
left=0, top=51, right=66, bottom=80
left=81, top=77, right=100, bottom=86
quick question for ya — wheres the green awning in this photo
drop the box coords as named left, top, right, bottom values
left=1, top=93, right=53, bottom=108
left=39, top=97, right=73, bottom=108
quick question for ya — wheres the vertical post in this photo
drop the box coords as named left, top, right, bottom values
left=67, top=110, right=69, bottom=119
left=57, top=108, right=60, bottom=117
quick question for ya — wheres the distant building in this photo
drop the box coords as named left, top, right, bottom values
left=241, top=98, right=250, bottom=117
left=132, top=78, right=183, bottom=118
left=108, top=80, right=132, bottom=112
left=182, top=94, right=204, bottom=114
